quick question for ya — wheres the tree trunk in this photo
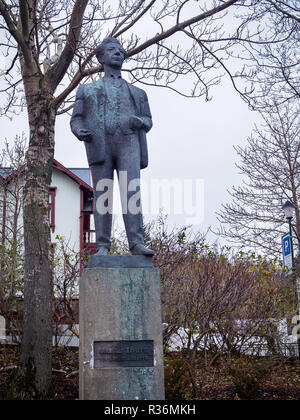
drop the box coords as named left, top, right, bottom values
left=11, top=77, right=56, bottom=398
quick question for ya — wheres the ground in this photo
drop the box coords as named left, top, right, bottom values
left=0, top=346, right=300, bottom=400
left=0, top=346, right=79, bottom=400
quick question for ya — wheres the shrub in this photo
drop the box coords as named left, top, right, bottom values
left=228, top=357, right=270, bottom=400
left=164, top=355, right=192, bottom=400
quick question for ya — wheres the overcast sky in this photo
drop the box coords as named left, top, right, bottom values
left=0, top=2, right=268, bottom=248
left=1, top=72, right=261, bottom=246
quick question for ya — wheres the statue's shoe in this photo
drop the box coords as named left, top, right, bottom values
left=131, top=244, right=155, bottom=256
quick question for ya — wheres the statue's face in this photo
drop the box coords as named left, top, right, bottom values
left=102, top=42, right=125, bottom=69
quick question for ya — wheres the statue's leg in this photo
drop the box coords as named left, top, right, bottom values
left=90, top=157, right=114, bottom=251
left=116, top=134, right=144, bottom=250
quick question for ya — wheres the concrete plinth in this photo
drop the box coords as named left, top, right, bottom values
left=79, top=264, right=165, bottom=400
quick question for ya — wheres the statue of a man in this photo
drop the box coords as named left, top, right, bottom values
left=70, top=38, right=154, bottom=256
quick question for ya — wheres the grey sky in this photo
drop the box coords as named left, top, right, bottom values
left=0, top=1, right=267, bottom=247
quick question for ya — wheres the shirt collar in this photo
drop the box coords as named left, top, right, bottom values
left=104, top=71, right=122, bottom=80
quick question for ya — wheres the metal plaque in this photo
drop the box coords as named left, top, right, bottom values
left=94, top=340, right=154, bottom=368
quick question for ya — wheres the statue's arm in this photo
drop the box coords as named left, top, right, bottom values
left=140, top=91, right=153, bottom=133
left=130, top=90, right=153, bottom=133
left=70, top=86, right=92, bottom=142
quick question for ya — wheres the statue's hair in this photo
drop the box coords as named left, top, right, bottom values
left=95, top=38, right=126, bottom=63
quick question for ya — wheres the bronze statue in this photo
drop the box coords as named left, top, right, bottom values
left=71, top=38, right=154, bottom=256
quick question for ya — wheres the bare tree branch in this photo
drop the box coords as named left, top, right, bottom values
left=217, top=102, right=300, bottom=256
left=126, top=0, right=240, bottom=58
left=0, top=0, right=32, bottom=67
left=45, top=0, right=89, bottom=89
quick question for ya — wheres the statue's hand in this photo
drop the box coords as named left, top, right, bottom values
left=78, top=128, right=92, bottom=142
left=130, top=116, right=144, bottom=130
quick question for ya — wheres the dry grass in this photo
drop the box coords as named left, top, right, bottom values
left=1, top=346, right=300, bottom=400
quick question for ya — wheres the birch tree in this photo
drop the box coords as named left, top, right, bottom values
left=0, top=0, right=298, bottom=398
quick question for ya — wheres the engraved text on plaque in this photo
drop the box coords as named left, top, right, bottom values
left=94, top=340, right=154, bottom=368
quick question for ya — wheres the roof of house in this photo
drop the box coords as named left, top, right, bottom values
left=68, top=168, right=91, bottom=187
left=0, top=160, right=92, bottom=193
left=53, top=160, right=92, bottom=193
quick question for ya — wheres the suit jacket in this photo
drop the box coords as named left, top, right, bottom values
left=70, top=78, right=152, bottom=169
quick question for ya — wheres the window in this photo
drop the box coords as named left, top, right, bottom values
left=49, top=187, right=56, bottom=233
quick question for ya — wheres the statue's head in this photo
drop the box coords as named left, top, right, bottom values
left=95, top=38, right=126, bottom=68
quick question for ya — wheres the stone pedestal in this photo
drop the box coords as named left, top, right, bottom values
left=79, top=259, right=165, bottom=400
